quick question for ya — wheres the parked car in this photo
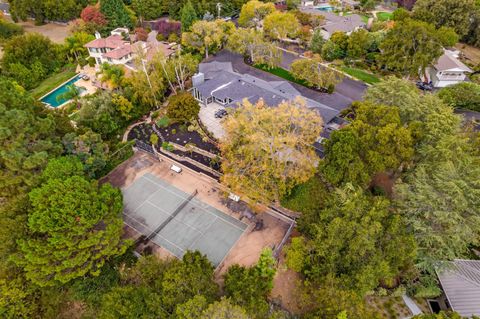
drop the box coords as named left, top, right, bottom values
left=416, top=81, right=433, bottom=91
left=214, top=109, right=228, bottom=118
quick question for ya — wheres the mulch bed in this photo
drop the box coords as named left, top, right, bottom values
left=156, top=122, right=220, bottom=155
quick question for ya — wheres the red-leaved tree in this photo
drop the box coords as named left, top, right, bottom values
left=81, top=4, right=107, bottom=26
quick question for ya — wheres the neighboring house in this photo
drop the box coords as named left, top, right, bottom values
left=0, top=2, right=10, bottom=15
left=434, top=259, right=480, bottom=317
left=300, top=8, right=366, bottom=39
left=426, top=49, right=473, bottom=88
left=192, top=61, right=340, bottom=124
left=301, top=0, right=316, bottom=6
left=85, top=28, right=178, bottom=71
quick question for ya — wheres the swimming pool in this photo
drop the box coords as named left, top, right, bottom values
left=316, top=5, right=334, bottom=11
left=40, top=75, right=84, bottom=108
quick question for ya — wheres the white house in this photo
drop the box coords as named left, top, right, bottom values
left=427, top=49, right=473, bottom=88
left=84, top=28, right=178, bottom=70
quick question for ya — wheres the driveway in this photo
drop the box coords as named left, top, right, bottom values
left=198, top=102, right=226, bottom=140
left=206, top=50, right=366, bottom=112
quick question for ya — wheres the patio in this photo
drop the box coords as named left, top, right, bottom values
left=198, top=102, right=227, bottom=140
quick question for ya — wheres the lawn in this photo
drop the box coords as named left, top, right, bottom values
left=340, top=66, right=381, bottom=84
left=376, top=11, right=392, bottom=22
left=30, top=66, right=77, bottom=99
left=254, top=63, right=308, bottom=86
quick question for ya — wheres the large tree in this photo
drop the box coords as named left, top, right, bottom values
left=180, top=0, right=198, bottom=32
left=166, top=92, right=200, bottom=123
left=227, top=28, right=281, bottom=68
left=1, top=33, right=64, bottom=89
left=395, top=134, right=480, bottom=272
left=153, top=52, right=199, bottom=94
left=100, top=0, right=133, bottom=30
left=224, top=249, right=276, bottom=317
left=290, top=58, right=344, bottom=92
left=286, top=185, right=416, bottom=295
left=437, top=82, right=480, bottom=112
left=14, top=169, right=128, bottom=286
left=220, top=98, right=323, bottom=203
left=379, top=19, right=447, bottom=78
left=412, top=0, right=477, bottom=39
left=322, top=102, right=414, bottom=187
left=263, top=11, right=300, bottom=40
left=182, top=20, right=233, bottom=58
left=238, top=0, right=275, bottom=28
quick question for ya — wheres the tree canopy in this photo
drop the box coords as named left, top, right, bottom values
left=438, top=82, right=480, bottom=112
left=379, top=19, right=449, bottom=78
left=14, top=170, right=127, bottom=286
left=287, top=185, right=416, bottom=295
left=220, top=98, right=323, bottom=203
left=166, top=92, right=200, bottom=123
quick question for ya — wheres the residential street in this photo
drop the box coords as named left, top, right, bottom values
left=207, top=50, right=366, bottom=112
left=279, top=50, right=368, bottom=102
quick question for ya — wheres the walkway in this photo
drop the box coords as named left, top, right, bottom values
left=402, top=295, right=423, bottom=318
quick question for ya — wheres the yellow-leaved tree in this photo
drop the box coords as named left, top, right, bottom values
left=220, top=98, right=323, bottom=204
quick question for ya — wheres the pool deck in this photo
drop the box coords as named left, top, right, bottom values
left=39, top=66, right=99, bottom=109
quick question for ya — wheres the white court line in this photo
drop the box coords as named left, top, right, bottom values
left=123, top=215, right=186, bottom=256
left=141, top=174, right=247, bottom=232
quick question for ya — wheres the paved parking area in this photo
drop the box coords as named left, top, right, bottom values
left=198, top=102, right=226, bottom=140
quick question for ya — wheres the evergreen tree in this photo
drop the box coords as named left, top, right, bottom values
left=180, top=0, right=198, bottom=32
left=14, top=172, right=128, bottom=287
left=100, top=0, right=133, bottom=30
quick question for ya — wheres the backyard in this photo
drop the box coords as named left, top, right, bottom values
left=376, top=11, right=393, bottom=22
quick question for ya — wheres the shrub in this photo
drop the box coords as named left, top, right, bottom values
left=161, top=142, right=174, bottom=151
left=437, top=82, right=480, bottom=112
left=156, top=116, right=170, bottom=128
left=166, top=92, right=200, bottom=123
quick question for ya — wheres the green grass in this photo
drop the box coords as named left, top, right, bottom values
left=376, top=11, right=392, bottom=22
left=341, top=66, right=381, bottom=84
left=360, top=14, right=370, bottom=23
left=254, top=64, right=310, bottom=87
left=30, top=66, right=77, bottom=99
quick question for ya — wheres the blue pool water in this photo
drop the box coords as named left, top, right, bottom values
left=316, top=5, right=334, bottom=11
left=40, top=75, right=83, bottom=108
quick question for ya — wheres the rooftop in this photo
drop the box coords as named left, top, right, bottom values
left=195, top=61, right=340, bottom=123
left=436, top=259, right=480, bottom=317
left=434, top=50, right=473, bottom=73
left=85, top=34, right=127, bottom=49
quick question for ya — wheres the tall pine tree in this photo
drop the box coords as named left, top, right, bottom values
left=100, top=0, right=133, bottom=31
left=180, top=0, right=198, bottom=32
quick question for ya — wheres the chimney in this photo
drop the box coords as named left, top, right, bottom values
left=95, top=31, right=101, bottom=39
left=192, top=73, right=205, bottom=87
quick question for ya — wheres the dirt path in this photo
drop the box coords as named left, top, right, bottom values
left=5, top=16, right=70, bottom=43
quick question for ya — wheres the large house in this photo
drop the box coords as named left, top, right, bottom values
left=300, top=8, right=366, bottom=39
left=433, top=260, right=480, bottom=317
left=85, top=28, right=178, bottom=71
left=192, top=61, right=340, bottom=123
left=426, top=49, right=473, bottom=88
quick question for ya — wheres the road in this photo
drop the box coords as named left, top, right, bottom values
left=207, top=50, right=365, bottom=112
left=279, top=50, right=368, bottom=102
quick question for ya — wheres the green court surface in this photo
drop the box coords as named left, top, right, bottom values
left=122, top=173, right=247, bottom=266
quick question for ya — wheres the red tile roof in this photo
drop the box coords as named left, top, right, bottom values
left=102, top=44, right=132, bottom=60
left=85, top=34, right=126, bottom=49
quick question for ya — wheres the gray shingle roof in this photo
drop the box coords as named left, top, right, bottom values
left=436, top=259, right=480, bottom=317
left=434, top=50, right=473, bottom=73
left=195, top=62, right=340, bottom=123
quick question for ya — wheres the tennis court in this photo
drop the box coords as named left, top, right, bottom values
left=122, top=173, right=248, bottom=266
